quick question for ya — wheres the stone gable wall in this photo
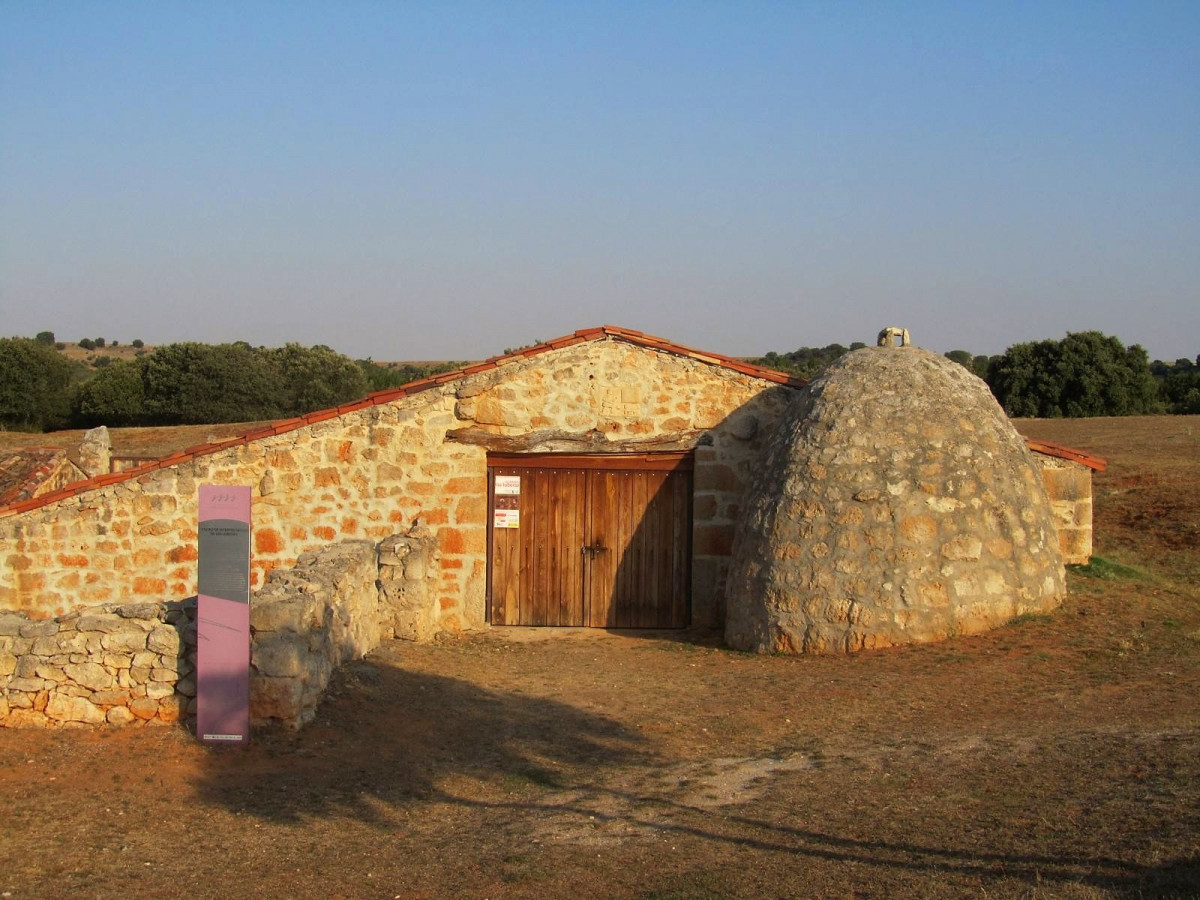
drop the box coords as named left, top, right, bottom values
left=1, top=339, right=792, bottom=631
left=1031, top=456, right=1094, bottom=564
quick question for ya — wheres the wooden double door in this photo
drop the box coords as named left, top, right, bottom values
left=488, top=454, right=692, bottom=628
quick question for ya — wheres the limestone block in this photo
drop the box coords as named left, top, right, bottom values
left=19, top=620, right=59, bottom=638
left=0, top=650, right=16, bottom=677
left=147, top=626, right=182, bottom=656
left=157, top=696, right=185, bottom=722
left=63, top=662, right=113, bottom=691
left=116, top=603, right=161, bottom=619
left=77, top=614, right=148, bottom=634
left=91, top=690, right=131, bottom=707
left=144, top=681, right=175, bottom=700
left=102, top=631, right=148, bottom=653
left=250, top=596, right=324, bottom=634
left=5, top=708, right=48, bottom=727
left=34, top=665, right=67, bottom=683
left=129, top=698, right=159, bottom=720
left=7, top=677, right=47, bottom=692
left=0, top=613, right=27, bottom=637
left=250, top=675, right=304, bottom=721
left=252, top=636, right=308, bottom=678
left=106, top=706, right=136, bottom=725
left=31, top=635, right=61, bottom=656
left=45, top=694, right=105, bottom=725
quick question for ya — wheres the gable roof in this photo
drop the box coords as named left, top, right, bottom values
left=0, top=449, right=86, bottom=508
left=0, top=325, right=1105, bottom=516
left=1022, top=438, right=1107, bottom=472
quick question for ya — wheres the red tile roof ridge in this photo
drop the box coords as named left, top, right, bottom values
left=0, top=325, right=807, bottom=518
left=1024, top=438, right=1107, bottom=472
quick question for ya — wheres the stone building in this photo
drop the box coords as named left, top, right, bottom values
left=724, top=344, right=1099, bottom=654
left=0, top=327, right=1103, bottom=643
left=0, top=328, right=801, bottom=633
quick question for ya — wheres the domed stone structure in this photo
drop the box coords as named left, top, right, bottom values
left=725, top=344, right=1065, bottom=653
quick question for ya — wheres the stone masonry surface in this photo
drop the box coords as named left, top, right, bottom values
left=0, top=338, right=793, bottom=632
left=1, top=541, right=388, bottom=730
left=1032, top=457, right=1094, bottom=565
left=726, top=347, right=1066, bottom=654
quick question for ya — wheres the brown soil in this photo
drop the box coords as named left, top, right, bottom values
left=0, top=422, right=274, bottom=466
left=2, top=417, right=1198, bottom=899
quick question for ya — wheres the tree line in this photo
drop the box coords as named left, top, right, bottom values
left=0, top=338, right=460, bottom=432
left=751, top=330, right=1196, bottom=417
left=1, top=330, right=1196, bottom=434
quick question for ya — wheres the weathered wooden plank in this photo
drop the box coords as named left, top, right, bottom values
left=565, top=469, right=586, bottom=625
left=448, top=429, right=704, bottom=456
left=671, top=471, right=690, bottom=627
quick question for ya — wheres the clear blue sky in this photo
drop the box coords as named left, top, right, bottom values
left=2, top=2, right=1197, bottom=362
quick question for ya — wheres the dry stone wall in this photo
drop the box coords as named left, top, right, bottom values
left=0, top=601, right=194, bottom=727
left=249, top=540, right=383, bottom=727
left=1, top=541, right=389, bottom=730
left=0, top=338, right=791, bottom=632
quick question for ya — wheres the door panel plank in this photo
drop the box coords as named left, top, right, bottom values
left=490, top=456, right=691, bottom=629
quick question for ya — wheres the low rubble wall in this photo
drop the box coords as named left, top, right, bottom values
left=0, top=537, right=429, bottom=730
left=0, top=601, right=194, bottom=727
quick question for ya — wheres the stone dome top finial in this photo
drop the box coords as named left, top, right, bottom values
left=877, top=326, right=911, bottom=348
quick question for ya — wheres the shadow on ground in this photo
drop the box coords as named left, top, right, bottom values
left=186, top=652, right=1196, bottom=898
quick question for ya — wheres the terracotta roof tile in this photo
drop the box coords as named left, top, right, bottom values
left=1024, top=438, right=1107, bottom=472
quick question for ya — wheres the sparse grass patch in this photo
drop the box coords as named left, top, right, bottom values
left=1069, top=556, right=1147, bottom=581
left=1005, top=612, right=1054, bottom=628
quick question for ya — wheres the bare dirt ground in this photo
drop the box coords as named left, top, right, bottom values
left=2, top=417, right=1199, bottom=899
left=0, top=422, right=274, bottom=465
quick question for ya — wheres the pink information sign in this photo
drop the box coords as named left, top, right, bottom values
left=196, top=486, right=252, bottom=744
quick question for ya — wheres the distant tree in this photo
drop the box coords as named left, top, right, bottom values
left=849, top=342, right=867, bottom=351
left=95, top=337, right=106, bottom=348
left=753, top=344, right=853, bottom=379
left=944, top=350, right=975, bottom=371
left=987, top=332, right=1162, bottom=418
left=131, top=339, right=144, bottom=349
left=72, top=360, right=145, bottom=427
left=140, top=343, right=284, bottom=424
left=55, top=342, right=66, bottom=350
left=356, top=358, right=463, bottom=392
left=270, top=344, right=369, bottom=416
left=35, top=331, right=55, bottom=346
left=78, top=338, right=96, bottom=351
left=110, top=339, right=118, bottom=347
left=0, top=337, right=76, bottom=430
left=1152, top=355, right=1200, bottom=414
left=92, top=355, right=114, bottom=368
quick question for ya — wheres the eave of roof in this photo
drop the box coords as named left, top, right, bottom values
left=0, top=326, right=1107, bottom=516
left=1023, top=438, right=1107, bottom=472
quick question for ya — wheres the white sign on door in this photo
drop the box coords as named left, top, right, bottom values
left=493, top=509, right=520, bottom=529
left=494, top=475, right=521, bottom=496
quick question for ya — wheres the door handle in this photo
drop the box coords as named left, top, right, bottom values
left=581, top=542, right=609, bottom=556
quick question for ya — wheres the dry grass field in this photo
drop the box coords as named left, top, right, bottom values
left=1, top=416, right=1198, bottom=899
